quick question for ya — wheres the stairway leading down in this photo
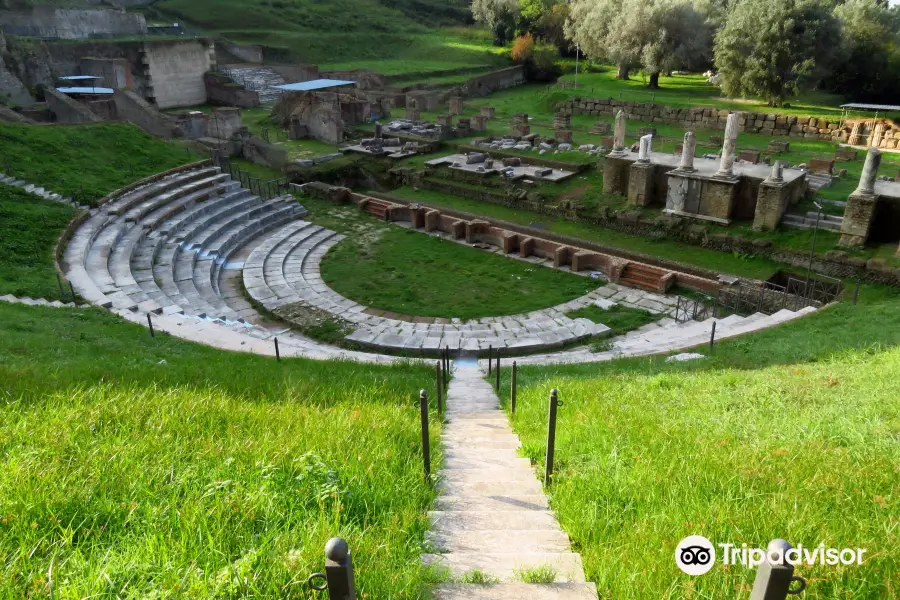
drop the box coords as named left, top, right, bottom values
left=427, top=365, right=598, bottom=600
left=63, top=165, right=310, bottom=339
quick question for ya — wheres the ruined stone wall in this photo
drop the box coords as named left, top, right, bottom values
left=44, top=87, right=101, bottom=123
left=204, top=73, right=259, bottom=108
left=556, top=98, right=900, bottom=147
left=455, top=66, right=525, bottom=98
left=0, top=7, right=146, bottom=39
left=0, top=31, right=33, bottom=106
left=48, top=40, right=147, bottom=97
left=112, top=88, right=179, bottom=138
left=143, top=40, right=214, bottom=109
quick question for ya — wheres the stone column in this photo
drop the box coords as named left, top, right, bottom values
left=870, top=122, right=885, bottom=147
left=677, top=132, right=696, bottom=171
left=848, top=122, right=862, bottom=146
left=611, top=110, right=626, bottom=155
left=753, top=161, right=788, bottom=231
left=637, top=134, right=652, bottom=162
left=840, top=147, right=882, bottom=246
left=767, top=160, right=783, bottom=183
left=715, top=113, right=739, bottom=178
left=855, top=147, right=882, bottom=194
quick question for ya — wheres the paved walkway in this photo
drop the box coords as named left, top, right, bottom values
left=426, top=364, right=598, bottom=599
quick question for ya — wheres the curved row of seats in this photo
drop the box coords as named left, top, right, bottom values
left=64, top=166, right=306, bottom=329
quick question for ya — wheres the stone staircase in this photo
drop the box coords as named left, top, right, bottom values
left=221, top=66, right=286, bottom=104
left=0, top=173, right=89, bottom=210
left=514, top=302, right=818, bottom=366
left=427, top=364, right=598, bottom=600
left=362, top=198, right=392, bottom=219
left=619, top=262, right=669, bottom=292
left=0, top=294, right=77, bottom=308
left=781, top=211, right=843, bottom=232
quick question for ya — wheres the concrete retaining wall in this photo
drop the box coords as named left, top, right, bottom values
left=45, top=88, right=102, bottom=123
left=143, top=40, right=214, bottom=109
left=113, top=89, right=179, bottom=138
left=0, top=7, right=146, bottom=40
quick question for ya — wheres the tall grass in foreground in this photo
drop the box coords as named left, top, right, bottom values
left=503, top=345, right=900, bottom=598
left=0, top=304, right=438, bottom=598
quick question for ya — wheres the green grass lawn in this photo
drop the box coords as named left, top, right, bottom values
left=0, top=185, right=75, bottom=301
left=498, top=293, right=900, bottom=598
left=0, top=122, right=198, bottom=207
left=565, top=303, right=662, bottom=336
left=0, top=303, right=439, bottom=598
left=320, top=226, right=600, bottom=320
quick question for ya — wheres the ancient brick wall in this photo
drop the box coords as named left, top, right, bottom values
left=557, top=98, right=900, bottom=148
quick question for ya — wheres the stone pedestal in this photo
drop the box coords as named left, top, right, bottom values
left=436, top=114, right=453, bottom=128
left=839, top=192, right=878, bottom=246
left=699, top=176, right=739, bottom=221
left=481, top=106, right=495, bottom=119
left=627, top=162, right=655, bottom=206
left=457, top=117, right=471, bottom=136
left=405, top=107, right=420, bottom=122
left=471, top=114, right=488, bottom=132
left=449, top=96, right=464, bottom=115
left=753, top=181, right=789, bottom=231
left=513, top=124, right=530, bottom=136
left=665, top=171, right=702, bottom=215
left=603, top=154, right=631, bottom=195
left=556, top=130, right=573, bottom=144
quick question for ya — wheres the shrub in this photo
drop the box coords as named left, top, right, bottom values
left=511, top=33, right=535, bottom=64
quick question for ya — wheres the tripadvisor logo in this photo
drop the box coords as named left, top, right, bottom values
left=675, top=536, right=867, bottom=576
left=675, top=535, right=716, bottom=575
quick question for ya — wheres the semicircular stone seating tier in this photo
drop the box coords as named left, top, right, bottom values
left=241, top=221, right=616, bottom=355
left=61, top=165, right=819, bottom=363
left=61, top=165, right=402, bottom=363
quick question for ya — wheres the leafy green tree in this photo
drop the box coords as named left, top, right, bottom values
left=567, top=0, right=709, bottom=84
left=472, top=0, right=520, bottom=45
left=825, top=0, right=900, bottom=101
left=714, top=0, right=840, bottom=106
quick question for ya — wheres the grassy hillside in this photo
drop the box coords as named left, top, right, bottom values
left=500, top=297, right=900, bottom=598
left=0, top=303, right=438, bottom=598
left=0, top=122, right=197, bottom=207
left=0, top=185, right=74, bottom=301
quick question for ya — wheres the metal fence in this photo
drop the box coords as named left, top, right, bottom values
left=674, top=294, right=717, bottom=323
left=718, top=275, right=841, bottom=318
left=213, top=152, right=290, bottom=200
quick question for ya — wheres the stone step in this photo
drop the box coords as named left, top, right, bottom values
left=427, top=529, right=570, bottom=554
left=443, top=454, right=532, bottom=470
left=422, top=552, right=586, bottom=583
left=429, top=510, right=559, bottom=532
left=433, top=583, right=598, bottom=600
left=435, top=495, right=549, bottom=512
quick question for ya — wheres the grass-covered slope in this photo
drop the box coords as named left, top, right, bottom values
left=501, top=298, right=900, bottom=598
left=0, top=122, right=197, bottom=206
left=0, top=303, right=438, bottom=598
left=320, top=226, right=600, bottom=320
left=0, top=185, right=74, bottom=301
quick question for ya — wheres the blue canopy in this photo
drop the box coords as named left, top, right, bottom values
left=275, top=79, right=356, bottom=92
left=56, top=86, right=114, bottom=94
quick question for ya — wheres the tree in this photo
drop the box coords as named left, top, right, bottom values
left=471, top=0, right=520, bottom=45
left=511, top=33, right=536, bottom=63
left=539, top=3, right=571, bottom=53
left=566, top=0, right=710, bottom=84
left=825, top=0, right=900, bottom=101
left=714, top=0, right=840, bottom=106
left=566, top=0, right=632, bottom=78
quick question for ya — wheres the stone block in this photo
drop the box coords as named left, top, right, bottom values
left=555, top=129, right=573, bottom=144
left=500, top=231, right=519, bottom=254
left=424, top=209, right=441, bottom=232
left=839, top=192, right=877, bottom=247
left=449, top=96, right=464, bottom=115
left=553, top=246, right=570, bottom=268
left=436, top=114, right=453, bottom=128
left=471, top=114, right=488, bottom=132
left=519, top=237, right=535, bottom=258
left=809, top=158, right=834, bottom=175
left=480, top=106, right=495, bottom=119
left=603, top=154, right=631, bottom=196
left=738, top=150, right=761, bottom=164
left=627, top=162, right=655, bottom=207
left=451, top=219, right=466, bottom=239
left=753, top=181, right=789, bottom=231
left=768, top=140, right=790, bottom=152
left=834, top=148, right=857, bottom=162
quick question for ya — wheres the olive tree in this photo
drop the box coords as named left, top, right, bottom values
left=714, top=0, right=840, bottom=106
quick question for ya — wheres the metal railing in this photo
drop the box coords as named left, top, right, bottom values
left=718, top=275, right=841, bottom=318
left=213, top=152, right=290, bottom=200
left=674, top=294, right=717, bottom=323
